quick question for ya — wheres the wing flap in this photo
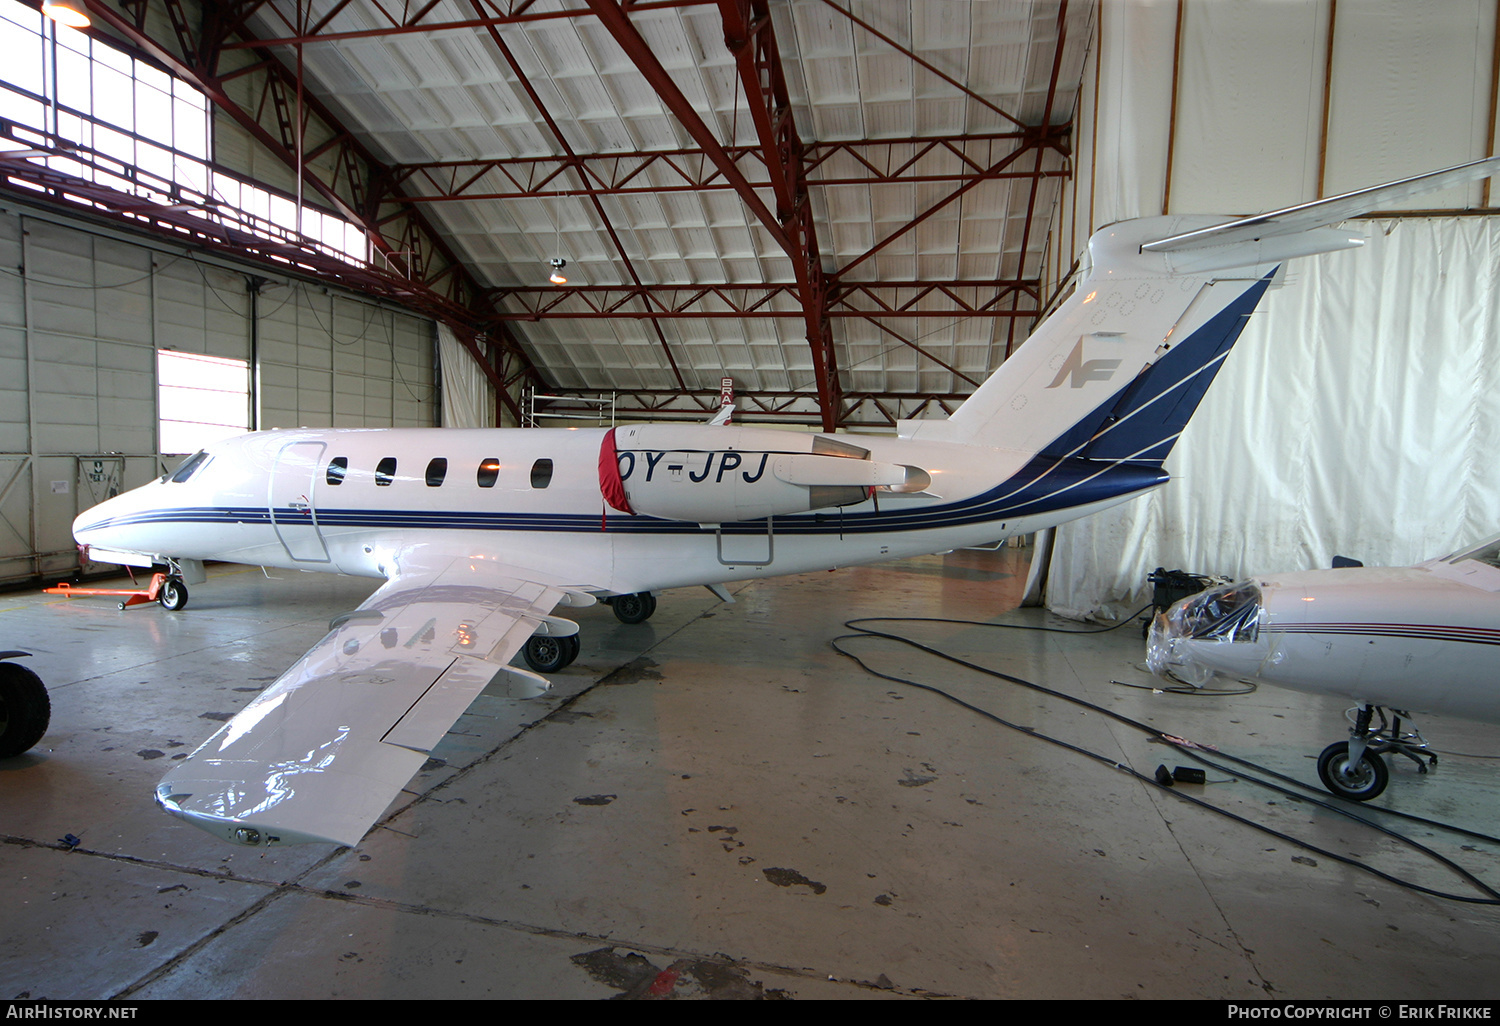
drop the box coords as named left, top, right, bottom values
left=383, top=654, right=509, bottom=752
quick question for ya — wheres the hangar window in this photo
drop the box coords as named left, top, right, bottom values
left=375, top=457, right=397, bottom=486
left=477, top=459, right=500, bottom=488
left=530, top=459, right=553, bottom=489
left=0, top=1, right=367, bottom=266
left=326, top=457, right=347, bottom=485
left=156, top=351, right=249, bottom=455
left=425, top=458, right=447, bottom=487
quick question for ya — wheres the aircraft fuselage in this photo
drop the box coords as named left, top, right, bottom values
left=74, top=425, right=1167, bottom=597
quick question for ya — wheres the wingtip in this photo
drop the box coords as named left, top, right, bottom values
left=154, top=784, right=356, bottom=848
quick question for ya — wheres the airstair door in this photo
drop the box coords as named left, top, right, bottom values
left=269, top=441, right=331, bottom=563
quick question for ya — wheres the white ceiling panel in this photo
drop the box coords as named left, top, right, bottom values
left=234, top=0, right=1089, bottom=424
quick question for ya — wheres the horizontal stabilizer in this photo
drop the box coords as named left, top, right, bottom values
left=1143, top=156, right=1500, bottom=254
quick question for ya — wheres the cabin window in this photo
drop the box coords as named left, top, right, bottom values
left=375, top=457, right=397, bottom=486
left=530, top=459, right=553, bottom=489
left=477, top=458, right=500, bottom=488
left=426, top=458, right=448, bottom=487
left=168, top=450, right=210, bottom=483
left=327, top=457, right=348, bottom=485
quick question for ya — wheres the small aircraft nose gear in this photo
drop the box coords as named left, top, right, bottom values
left=158, top=576, right=188, bottom=610
left=609, top=591, right=657, bottom=624
left=156, top=557, right=195, bottom=610
left=1316, top=704, right=1436, bottom=801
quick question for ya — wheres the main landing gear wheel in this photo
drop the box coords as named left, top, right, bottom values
left=610, top=591, right=656, bottom=624
left=1317, top=741, right=1390, bottom=802
left=158, top=577, right=188, bottom=611
left=0, top=661, right=50, bottom=758
left=522, top=634, right=580, bottom=674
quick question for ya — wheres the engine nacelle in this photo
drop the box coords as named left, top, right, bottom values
left=600, top=424, right=929, bottom=524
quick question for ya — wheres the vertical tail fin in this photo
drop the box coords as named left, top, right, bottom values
left=901, top=157, right=1500, bottom=462
left=900, top=217, right=1297, bottom=462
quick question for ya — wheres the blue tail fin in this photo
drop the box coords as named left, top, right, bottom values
left=1042, top=273, right=1273, bottom=464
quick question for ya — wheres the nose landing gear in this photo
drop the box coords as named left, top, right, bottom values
left=158, top=576, right=188, bottom=610
left=1315, top=704, right=1435, bottom=801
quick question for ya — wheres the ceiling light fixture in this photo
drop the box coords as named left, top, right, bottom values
left=41, top=2, right=90, bottom=28
left=548, top=257, right=567, bottom=285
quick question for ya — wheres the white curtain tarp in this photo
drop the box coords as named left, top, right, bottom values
left=1046, top=217, right=1500, bottom=619
left=1089, top=0, right=1176, bottom=225
left=436, top=322, right=493, bottom=429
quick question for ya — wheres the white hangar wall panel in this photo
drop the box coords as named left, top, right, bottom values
left=1087, top=0, right=1175, bottom=226
left=228, top=285, right=436, bottom=432
left=1038, top=0, right=1500, bottom=615
left=1058, top=0, right=1500, bottom=240
left=0, top=207, right=437, bottom=586
left=1167, top=1, right=1327, bottom=213
left=0, top=213, right=163, bottom=584
left=1321, top=0, right=1496, bottom=206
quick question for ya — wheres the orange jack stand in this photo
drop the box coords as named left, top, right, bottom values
left=45, top=572, right=168, bottom=610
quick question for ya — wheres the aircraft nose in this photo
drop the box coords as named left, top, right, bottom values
left=72, top=485, right=148, bottom=553
left=72, top=498, right=115, bottom=544
left=1145, top=605, right=1216, bottom=687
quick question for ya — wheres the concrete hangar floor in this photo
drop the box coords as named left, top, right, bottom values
left=3, top=545, right=1500, bottom=1001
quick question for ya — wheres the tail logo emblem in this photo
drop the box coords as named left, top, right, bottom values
left=1046, top=338, right=1122, bottom=389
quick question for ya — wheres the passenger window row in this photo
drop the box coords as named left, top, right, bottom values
left=325, top=457, right=553, bottom=489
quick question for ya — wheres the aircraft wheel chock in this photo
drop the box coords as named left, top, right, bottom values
left=1316, top=741, right=1389, bottom=801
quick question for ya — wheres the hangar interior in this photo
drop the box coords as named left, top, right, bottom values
left=2, top=0, right=1500, bottom=1001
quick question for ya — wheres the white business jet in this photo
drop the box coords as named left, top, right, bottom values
left=69, top=158, right=1500, bottom=848
left=1148, top=535, right=1500, bottom=801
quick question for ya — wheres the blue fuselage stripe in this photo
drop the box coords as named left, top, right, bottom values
left=76, top=457, right=1168, bottom=538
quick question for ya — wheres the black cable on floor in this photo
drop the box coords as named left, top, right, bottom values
left=831, top=615, right=1500, bottom=905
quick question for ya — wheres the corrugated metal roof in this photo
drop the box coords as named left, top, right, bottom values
left=246, top=0, right=1094, bottom=425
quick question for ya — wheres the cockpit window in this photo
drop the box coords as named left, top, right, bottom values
left=168, top=451, right=210, bottom=483
left=1169, top=581, right=1262, bottom=642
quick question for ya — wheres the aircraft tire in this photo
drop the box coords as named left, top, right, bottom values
left=0, top=662, right=50, bottom=758
left=561, top=634, right=581, bottom=668
left=159, top=578, right=189, bottom=611
left=1316, top=741, right=1389, bottom=801
left=611, top=592, right=656, bottom=624
left=523, top=635, right=570, bottom=674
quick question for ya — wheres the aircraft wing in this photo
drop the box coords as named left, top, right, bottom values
left=154, top=550, right=598, bottom=847
left=1144, top=155, right=1500, bottom=253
